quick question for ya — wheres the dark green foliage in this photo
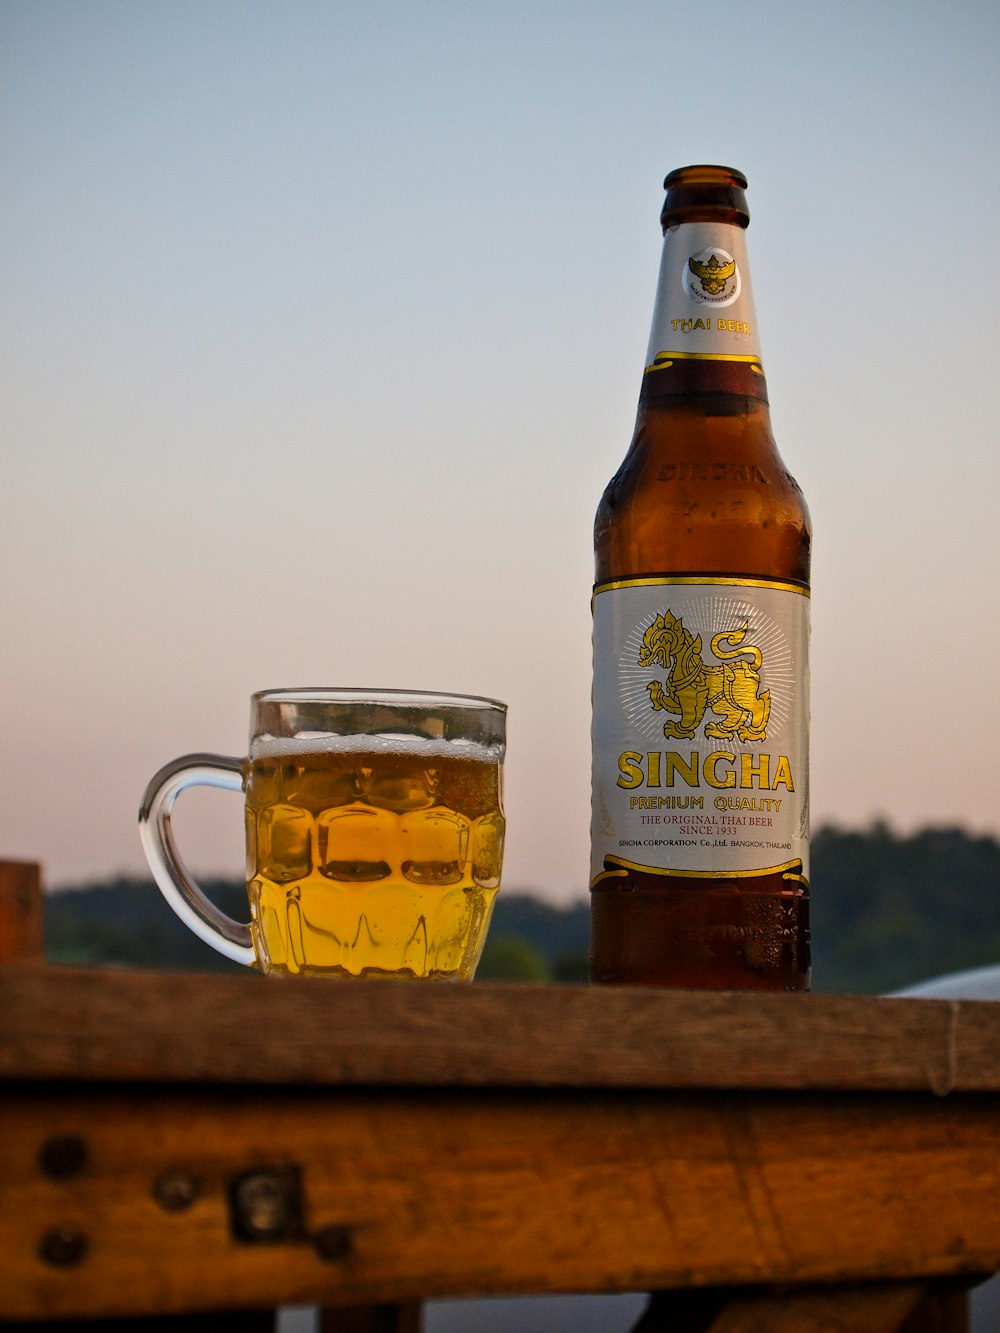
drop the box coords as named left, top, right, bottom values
left=44, top=876, right=249, bottom=975
left=811, top=822, right=1000, bottom=994
left=486, top=894, right=590, bottom=982
left=42, top=880, right=592, bottom=981
left=476, top=934, right=551, bottom=982
left=42, top=823, right=1000, bottom=994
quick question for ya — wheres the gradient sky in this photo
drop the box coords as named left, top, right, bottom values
left=2, top=0, right=999, bottom=903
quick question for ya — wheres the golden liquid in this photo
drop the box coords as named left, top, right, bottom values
left=244, top=742, right=504, bottom=979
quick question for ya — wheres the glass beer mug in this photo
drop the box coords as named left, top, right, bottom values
left=139, top=688, right=507, bottom=980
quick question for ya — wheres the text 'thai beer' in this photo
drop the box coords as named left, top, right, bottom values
left=591, top=166, right=811, bottom=989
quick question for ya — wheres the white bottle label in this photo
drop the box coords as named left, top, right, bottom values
left=646, top=221, right=763, bottom=374
left=591, top=578, right=809, bottom=886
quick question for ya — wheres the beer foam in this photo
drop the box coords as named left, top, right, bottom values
left=250, top=732, right=504, bottom=763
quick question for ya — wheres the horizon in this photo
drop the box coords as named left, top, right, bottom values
left=42, top=815, right=1000, bottom=898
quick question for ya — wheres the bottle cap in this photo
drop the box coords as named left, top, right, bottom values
left=661, top=165, right=750, bottom=231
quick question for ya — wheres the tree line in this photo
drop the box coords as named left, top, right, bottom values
left=42, top=821, right=1000, bottom=994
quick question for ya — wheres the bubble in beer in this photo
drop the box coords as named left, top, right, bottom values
left=244, top=732, right=503, bottom=978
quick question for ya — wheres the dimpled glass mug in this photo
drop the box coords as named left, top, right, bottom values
left=139, top=688, right=507, bottom=979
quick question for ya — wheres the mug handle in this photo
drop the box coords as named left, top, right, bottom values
left=138, top=753, right=256, bottom=966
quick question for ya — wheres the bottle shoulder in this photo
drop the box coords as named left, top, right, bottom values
left=595, top=398, right=810, bottom=585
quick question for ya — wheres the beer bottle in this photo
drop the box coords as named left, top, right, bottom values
left=590, top=166, right=811, bottom=989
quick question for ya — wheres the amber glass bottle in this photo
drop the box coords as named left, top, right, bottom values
left=590, top=166, right=811, bottom=989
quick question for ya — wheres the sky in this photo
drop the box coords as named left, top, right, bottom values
left=2, top=0, right=999, bottom=905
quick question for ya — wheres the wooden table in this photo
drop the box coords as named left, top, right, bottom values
left=2, top=957, right=999, bottom=1331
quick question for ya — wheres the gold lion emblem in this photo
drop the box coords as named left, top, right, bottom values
left=638, top=610, right=770, bottom=742
left=688, top=253, right=736, bottom=296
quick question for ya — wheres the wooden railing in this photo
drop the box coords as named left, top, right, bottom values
left=2, top=861, right=998, bottom=1330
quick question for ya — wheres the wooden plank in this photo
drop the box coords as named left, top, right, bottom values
left=0, top=1316, right=277, bottom=1332
left=638, top=1282, right=933, bottom=1332
left=1, top=1084, right=998, bottom=1320
left=899, top=1282, right=971, bottom=1333
left=698, top=1279, right=972, bottom=1332
left=319, top=1304, right=422, bottom=1332
left=1, top=963, right=997, bottom=1093
left=0, top=861, right=43, bottom=963
left=706, top=1282, right=929, bottom=1332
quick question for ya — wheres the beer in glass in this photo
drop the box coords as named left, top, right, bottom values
left=140, top=688, right=507, bottom=980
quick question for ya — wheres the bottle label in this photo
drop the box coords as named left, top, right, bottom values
left=591, top=577, right=809, bottom=886
left=646, top=221, right=764, bottom=376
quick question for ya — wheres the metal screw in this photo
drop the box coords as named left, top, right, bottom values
left=229, top=1168, right=303, bottom=1243
left=153, top=1171, right=200, bottom=1213
left=312, top=1223, right=355, bottom=1263
left=38, top=1134, right=88, bottom=1180
left=38, top=1228, right=89, bottom=1268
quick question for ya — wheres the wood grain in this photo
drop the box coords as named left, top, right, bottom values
left=1, top=1082, right=997, bottom=1320
left=2, top=964, right=998, bottom=1094
left=0, top=861, right=43, bottom=963
left=703, top=1282, right=927, bottom=1332
left=639, top=1282, right=936, bottom=1333
left=1, top=964, right=995, bottom=1325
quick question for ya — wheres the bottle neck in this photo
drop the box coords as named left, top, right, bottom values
left=640, top=218, right=768, bottom=405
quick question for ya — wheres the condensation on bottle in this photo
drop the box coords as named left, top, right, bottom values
left=590, top=166, right=811, bottom=990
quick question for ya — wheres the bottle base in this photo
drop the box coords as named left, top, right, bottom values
left=589, top=873, right=810, bottom=990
